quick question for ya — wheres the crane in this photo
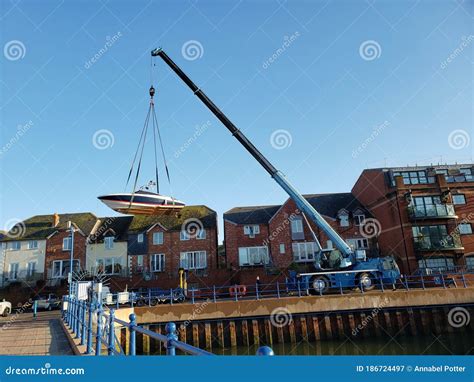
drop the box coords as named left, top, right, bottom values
left=151, top=48, right=400, bottom=294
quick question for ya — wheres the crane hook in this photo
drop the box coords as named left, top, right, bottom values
left=149, top=86, right=156, bottom=98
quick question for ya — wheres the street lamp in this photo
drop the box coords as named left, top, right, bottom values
left=67, top=221, right=75, bottom=297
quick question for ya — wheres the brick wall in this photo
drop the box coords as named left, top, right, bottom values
left=45, top=230, right=87, bottom=278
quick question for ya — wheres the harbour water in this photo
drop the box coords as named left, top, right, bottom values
left=206, top=332, right=473, bottom=356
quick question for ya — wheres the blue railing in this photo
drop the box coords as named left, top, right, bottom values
left=62, top=297, right=274, bottom=356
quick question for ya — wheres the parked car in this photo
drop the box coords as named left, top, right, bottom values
left=0, top=299, right=12, bottom=317
left=33, top=294, right=61, bottom=311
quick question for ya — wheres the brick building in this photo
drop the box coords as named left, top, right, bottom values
left=352, top=164, right=474, bottom=274
left=126, top=205, right=222, bottom=289
left=224, top=193, right=376, bottom=278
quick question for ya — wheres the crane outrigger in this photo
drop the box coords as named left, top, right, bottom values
left=151, top=48, right=400, bottom=294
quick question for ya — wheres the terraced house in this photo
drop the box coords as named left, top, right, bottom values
left=352, top=164, right=474, bottom=273
left=224, top=193, right=376, bottom=278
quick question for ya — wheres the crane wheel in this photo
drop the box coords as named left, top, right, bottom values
left=358, top=272, right=375, bottom=291
left=309, top=276, right=329, bottom=295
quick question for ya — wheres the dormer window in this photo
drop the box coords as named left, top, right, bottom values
left=137, top=234, right=144, bottom=243
left=244, top=225, right=260, bottom=238
left=338, top=211, right=349, bottom=227
left=104, top=236, right=114, bottom=250
left=353, top=213, right=365, bottom=226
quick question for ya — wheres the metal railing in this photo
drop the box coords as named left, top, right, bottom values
left=413, top=235, right=463, bottom=251
left=62, top=296, right=274, bottom=356
left=408, top=204, right=456, bottom=219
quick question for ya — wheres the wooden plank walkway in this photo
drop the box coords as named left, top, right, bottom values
left=0, top=311, right=73, bottom=355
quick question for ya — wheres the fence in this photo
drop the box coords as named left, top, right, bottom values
left=62, top=296, right=274, bottom=356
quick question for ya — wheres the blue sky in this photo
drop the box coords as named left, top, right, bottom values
left=1, top=0, right=473, bottom=242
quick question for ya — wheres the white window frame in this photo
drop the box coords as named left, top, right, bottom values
left=290, top=219, right=303, bottom=234
left=292, top=242, right=317, bottom=262
left=96, top=257, right=122, bottom=275
left=279, top=243, right=285, bottom=254
left=28, top=240, right=38, bottom=250
left=52, top=259, right=80, bottom=279
left=150, top=253, right=165, bottom=272
left=354, top=214, right=365, bottom=226
left=27, top=261, right=36, bottom=277
left=459, top=223, right=472, bottom=235
left=9, top=263, right=19, bottom=280
left=62, top=236, right=72, bottom=251
left=152, top=232, right=164, bottom=245
left=137, top=233, right=144, bottom=243
left=452, top=194, right=466, bottom=205
left=104, top=236, right=114, bottom=250
left=10, top=241, right=20, bottom=251
left=244, top=225, right=260, bottom=237
left=339, top=213, right=349, bottom=227
left=238, top=246, right=269, bottom=266
left=180, top=251, right=207, bottom=270
left=196, top=229, right=206, bottom=240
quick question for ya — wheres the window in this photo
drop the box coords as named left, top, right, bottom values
left=347, top=238, right=369, bottom=249
left=279, top=243, right=285, bottom=254
left=339, top=212, right=349, bottom=227
left=290, top=218, right=303, bottom=233
left=244, top=225, right=260, bottom=237
left=104, top=237, right=114, bottom=250
left=52, top=260, right=80, bottom=278
left=9, top=263, right=19, bottom=280
left=150, top=254, right=165, bottom=272
left=62, top=237, right=72, bottom=251
left=137, top=233, right=144, bottom=243
left=180, top=251, right=207, bottom=270
left=417, top=257, right=454, bottom=272
left=392, top=170, right=434, bottom=185
left=10, top=241, right=20, bottom=250
left=27, top=261, right=36, bottom=277
left=292, top=242, right=317, bottom=262
left=466, top=257, right=474, bottom=270
left=96, top=257, right=122, bottom=275
left=196, top=229, right=206, bottom=240
left=137, top=255, right=144, bottom=268
left=459, top=223, right=472, bottom=235
left=354, top=214, right=365, bottom=226
left=153, top=232, right=164, bottom=245
left=180, top=230, right=190, bottom=241
left=452, top=194, right=466, bottom=205
left=238, top=247, right=269, bottom=266
left=27, top=240, right=38, bottom=249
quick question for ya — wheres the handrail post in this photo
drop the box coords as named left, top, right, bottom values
left=276, top=282, right=280, bottom=299
left=339, top=281, right=343, bottom=295
left=108, top=309, right=115, bottom=355
left=64, top=297, right=69, bottom=324
left=297, top=280, right=301, bottom=297
left=75, top=300, right=82, bottom=339
left=441, top=273, right=446, bottom=289
left=191, top=288, right=195, bottom=304
left=80, top=301, right=87, bottom=345
left=170, top=289, right=173, bottom=305
left=461, top=271, right=467, bottom=288
left=379, top=276, right=384, bottom=292
left=256, top=283, right=260, bottom=300
left=213, top=285, right=216, bottom=303
left=131, top=292, right=134, bottom=308
left=95, top=306, right=104, bottom=356
left=148, top=289, right=151, bottom=307
left=165, top=322, right=178, bottom=356
left=72, top=299, right=77, bottom=334
left=86, top=300, right=93, bottom=354
left=234, top=285, right=238, bottom=302
left=421, top=274, right=425, bottom=290
left=129, top=313, right=136, bottom=356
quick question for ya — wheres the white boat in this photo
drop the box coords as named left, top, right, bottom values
left=98, top=190, right=185, bottom=215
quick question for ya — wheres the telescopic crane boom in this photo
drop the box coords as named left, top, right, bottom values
left=151, top=48, right=354, bottom=268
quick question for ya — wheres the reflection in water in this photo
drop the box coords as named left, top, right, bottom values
left=213, top=333, right=473, bottom=356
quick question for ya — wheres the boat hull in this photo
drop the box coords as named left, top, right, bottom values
left=98, top=193, right=185, bottom=215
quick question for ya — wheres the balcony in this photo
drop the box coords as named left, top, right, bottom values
left=413, top=235, right=464, bottom=252
left=408, top=204, right=457, bottom=220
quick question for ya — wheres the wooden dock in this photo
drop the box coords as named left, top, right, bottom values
left=0, top=311, right=73, bottom=355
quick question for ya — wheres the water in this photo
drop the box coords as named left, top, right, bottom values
left=212, top=332, right=473, bottom=356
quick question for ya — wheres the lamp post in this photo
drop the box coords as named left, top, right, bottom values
left=67, top=221, right=75, bottom=297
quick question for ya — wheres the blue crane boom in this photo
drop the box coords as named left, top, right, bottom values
left=151, top=48, right=354, bottom=265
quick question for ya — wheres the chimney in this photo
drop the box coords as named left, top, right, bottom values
left=53, top=213, right=60, bottom=227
